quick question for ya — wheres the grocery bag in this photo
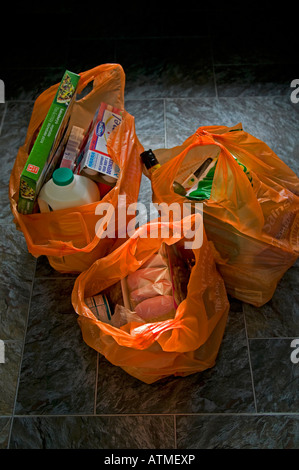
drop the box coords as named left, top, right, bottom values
left=71, top=214, right=230, bottom=384
left=9, top=64, right=144, bottom=273
left=149, top=124, right=299, bottom=306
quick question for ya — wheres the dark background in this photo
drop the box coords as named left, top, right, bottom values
left=1, top=2, right=298, bottom=100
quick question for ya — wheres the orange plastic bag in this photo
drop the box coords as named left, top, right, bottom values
left=150, top=124, right=299, bottom=306
left=9, top=64, right=144, bottom=273
left=71, top=215, right=230, bottom=384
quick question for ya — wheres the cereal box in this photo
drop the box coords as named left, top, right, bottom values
left=18, top=70, right=80, bottom=214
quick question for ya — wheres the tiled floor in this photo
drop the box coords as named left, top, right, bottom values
left=0, top=7, right=299, bottom=449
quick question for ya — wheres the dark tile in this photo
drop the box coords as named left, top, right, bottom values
left=15, top=278, right=97, bottom=415
left=116, top=37, right=215, bottom=99
left=1, top=38, right=68, bottom=69
left=0, top=184, right=14, bottom=224
left=0, top=225, right=35, bottom=341
left=244, top=264, right=299, bottom=338
left=0, top=271, right=32, bottom=341
left=68, top=5, right=212, bottom=39
left=250, top=339, right=299, bottom=412
left=0, top=103, right=5, bottom=126
left=0, top=341, right=23, bottom=415
left=1, top=68, right=66, bottom=101
left=96, top=309, right=255, bottom=414
left=0, top=101, right=35, bottom=187
left=211, top=8, right=299, bottom=67
left=65, top=39, right=116, bottom=73
left=0, top=224, right=35, bottom=281
left=9, top=415, right=175, bottom=449
left=0, top=417, right=11, bottom=449
left=1, top=6, right=72, bottom=58
left=125, top=99, right=165, bottom=149
left=176, top=414, right=299, bottom=449
left=215, top=63, right=299, bottom=97
left=35, top=255, right=78, bottom=278
left=122, top=98, right=166, bottom=221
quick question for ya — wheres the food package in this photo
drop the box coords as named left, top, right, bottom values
left=60, top=126, right=85, bottom=170
left=75, top=102, right=122, bottom=184
left=98, top=243, right=191, bottom=325
left=18, top=70, right=80, bottom=214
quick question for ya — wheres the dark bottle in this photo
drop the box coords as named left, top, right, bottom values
left=140, top=149, right=186, bottom=196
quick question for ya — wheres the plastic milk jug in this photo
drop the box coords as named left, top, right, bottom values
left=38, top=167, right=100, bottom=212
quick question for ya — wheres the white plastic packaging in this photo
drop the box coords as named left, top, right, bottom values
left=38, top=167, right=100, bottom=212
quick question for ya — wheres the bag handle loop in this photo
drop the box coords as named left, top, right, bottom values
left=151, top=131, right=265, bottom=234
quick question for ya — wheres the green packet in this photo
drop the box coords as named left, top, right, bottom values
left=186, top=156, right=253, bottom=201
left=18, top=70, right=80, bottom=214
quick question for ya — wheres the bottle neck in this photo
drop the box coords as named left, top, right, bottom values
left=148, top=163, right=161, bottom=175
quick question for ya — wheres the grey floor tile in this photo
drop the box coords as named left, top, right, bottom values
left=0, top=225, right=35, bottom=341
left=0, top=417, right=11, bottom=449
left=215, top=63, right=299, bottom=97
left=96, top=309, right=255, bottom=415
left=165, top=96, right=299, bottom=174
left=176, top=414, right=299, bottom=449
left=9, top=415, right=175, bottom=449
left=244, top=264, right=299, bottom=338
left=125, top=99, right=166, bottom=150
left=0, top=101, right=34, bottom=185
left=0, top=184, right=14, bottom=224
left=0, top=104, right=5, bottom=130
left=0, top=224, right=35, bottom=276
left=35, top=255, right=78, bottom=278
left=0, top=341, right=22, bottom=415
left=15, top=278, right=97, bottom=415
left=249, top=339, right=299, bottom=413
left=137, top=173, right=158, bottom=225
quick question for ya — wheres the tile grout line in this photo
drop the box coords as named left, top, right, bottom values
left=245, top=336, right=299, bottom=340
left=94, top=353, right=99, bottom=415
left=6, top=259, right=37, bottom=449
left=163, top=98, right=167, bottom=148
left=125, top=94, right=289, bottom=101
left=34, top=276, right=77, bottom=280
left=243, top=308, right=258, bottom=413
left=209, top=37, right=218, bottom=101
left=173, top=415, right=177, bottom=449
left=8, top=411, right=299, bottom=418
left=0, top=102, right=7, bottom=136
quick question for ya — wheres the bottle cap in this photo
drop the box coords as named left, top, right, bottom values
left=53, top=167, right=74, bottom=186
left=140, top=149, right=159, bottom=170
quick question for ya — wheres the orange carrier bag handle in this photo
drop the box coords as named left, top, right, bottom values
left=151, top=131, right=265, bottom=236
left=9, top=64, right=144, bottom=260
left=196, top=124, right=299, bottom=196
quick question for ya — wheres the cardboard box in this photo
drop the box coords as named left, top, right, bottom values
left=84, top=294, right=112, bottom=322
left=18, top=70, right=80, bottom=214
left=75, top=102, right=122, bottom=183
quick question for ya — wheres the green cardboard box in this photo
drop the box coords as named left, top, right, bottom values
left=18, top=70, right=80, bottom=214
